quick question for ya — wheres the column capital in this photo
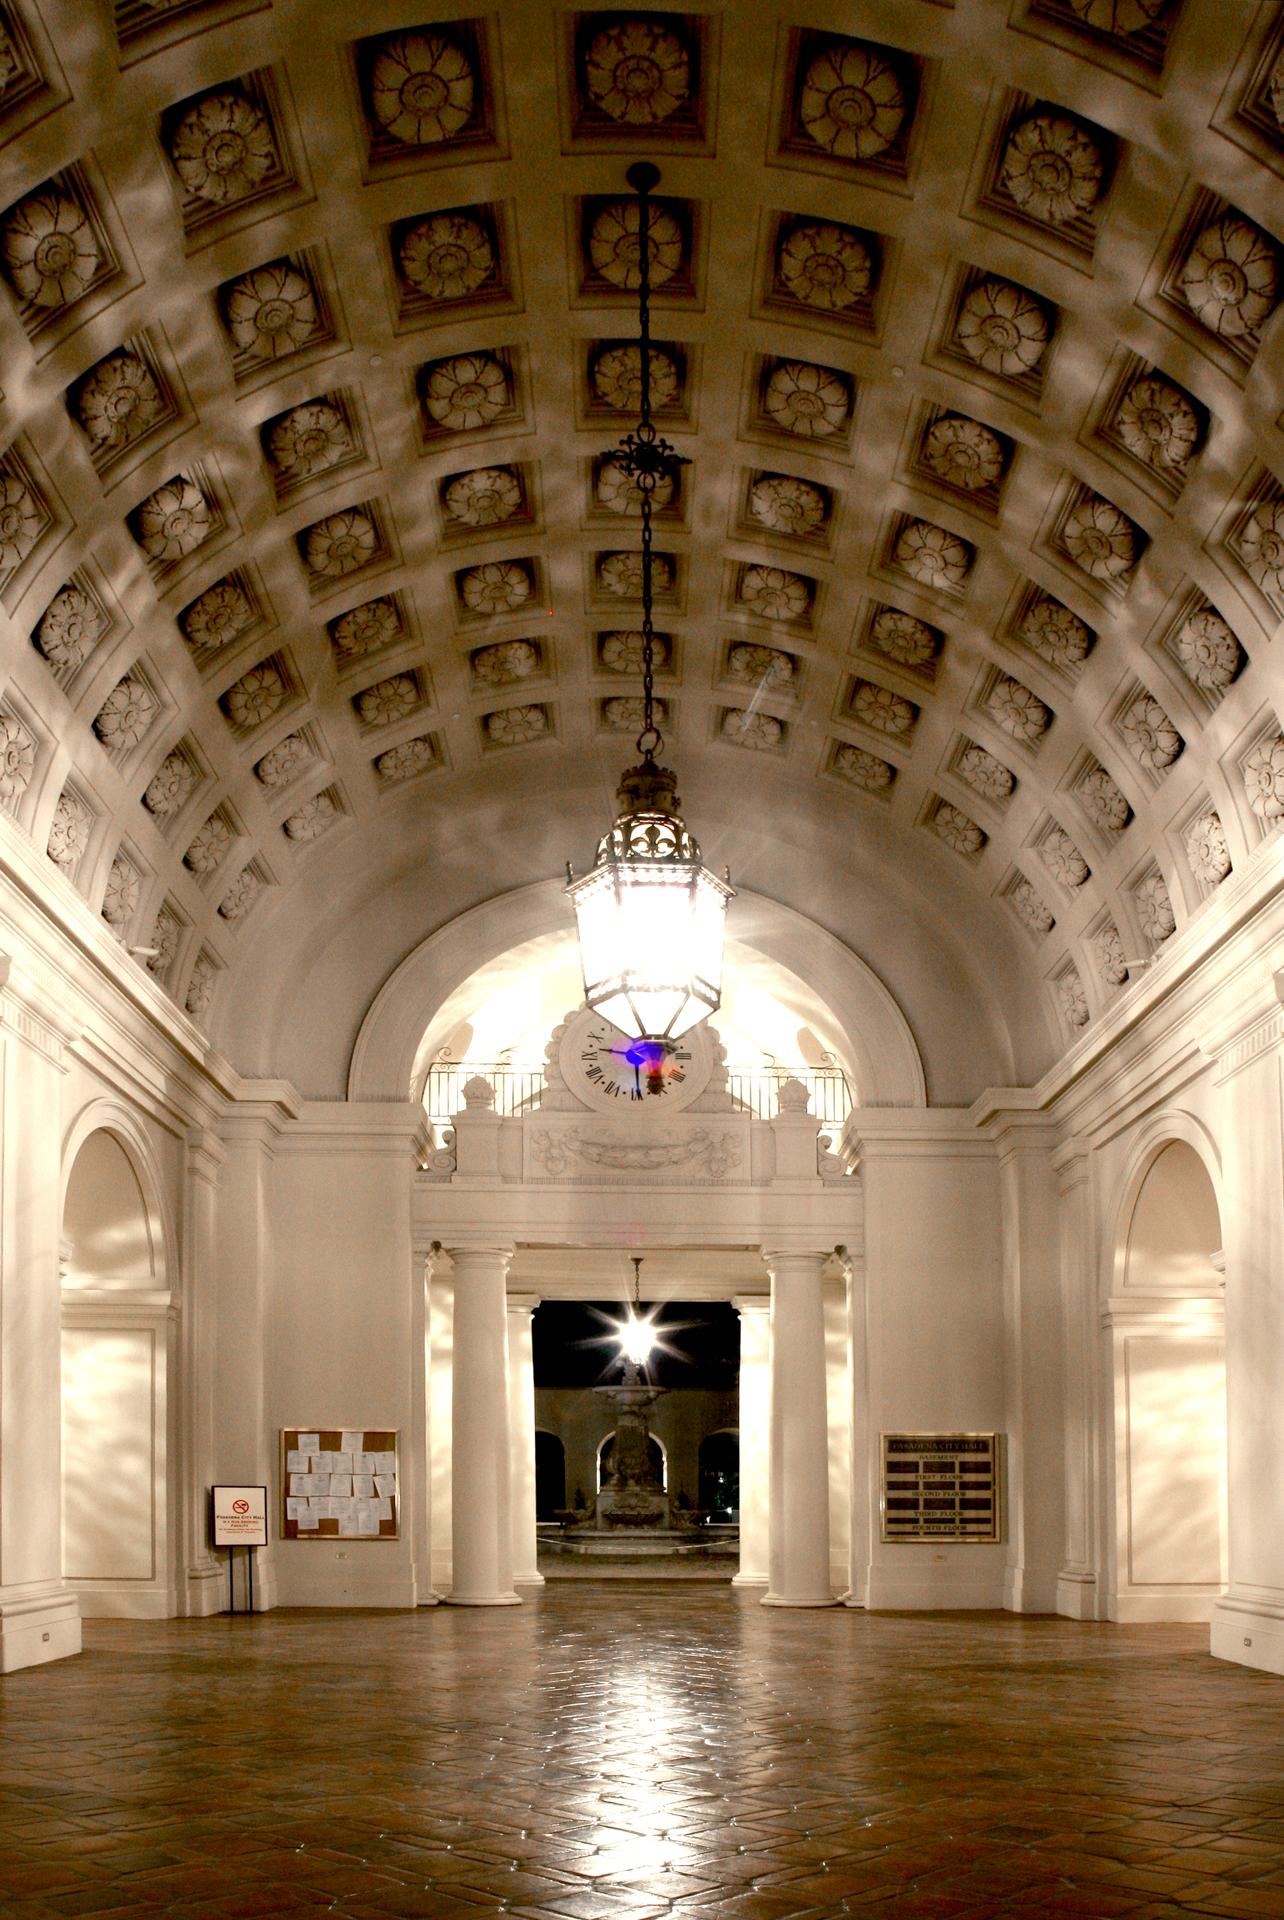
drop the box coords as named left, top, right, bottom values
left=761, top=1243, right=837, bottom=1272
left=0, top=954, right=81, bottom=1068
left=186, top=1127, right=226, bottom=1186
left=506, top=1291, right=540, bottom=1314
left=1052, top=1135, right=1091, bottom=1188
left=731, top=1292, right=770, bottom=1315
left=444, top=1239, right=516, bottom=1263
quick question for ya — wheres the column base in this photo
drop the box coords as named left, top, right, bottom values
left=185, top=1560, right=226, bottom=1617
left=0, top=1583, right=81, bottom=1672
left=514, top=1572, right=545, bottom=1588
left=761, top=1592, right=838, bottom=1608
left=1211, top=1588, right=1284, bottom=1676
left=731, top=1572, right=767, bottom=1588
left=445, top=1590, right=522, bottom=1606
left=1003, top=1563, right=1060, bottom=1614
left=1056, top=1569, right=1099, bottom=1620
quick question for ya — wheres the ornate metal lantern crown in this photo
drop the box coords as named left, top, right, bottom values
left=565, top=163, right=732, bottom=1046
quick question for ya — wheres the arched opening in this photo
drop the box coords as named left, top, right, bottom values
left=698, top=1429, right=740, bottom=1521
left=598, top=1430, right=666, bottom=1492
left=534, top=1430, right=566, bottom=1520
left=1109, top=1138, right=1226, bottom=1623
left=60, top=1125, right=175, bottom=1618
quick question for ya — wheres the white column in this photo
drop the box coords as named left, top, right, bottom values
left=448, top=1243, right=520, bottom=1605
left=1210, top=977, right=1284, bottom=1676
left=762, top=1248, right=836, bottom=1607
left=731, top=1294, right=769, bottom=1587
left=411, top=1240, right=440, bottom=1605
left=843, top=1248, right=870, bottom=1607
left=507, top=1292, right=543, bottom=1588
left=180, top=1127, right=225, bottom=1616
left=0, top=954, right=82, bottom=1669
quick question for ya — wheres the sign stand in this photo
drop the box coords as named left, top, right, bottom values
left=224, top=1547, right=257, bottom=1615
left=211, top=1485, right=268, bottom=1612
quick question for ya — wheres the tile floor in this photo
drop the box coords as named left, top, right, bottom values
left=1, top=1588, right=1282, bottom=1920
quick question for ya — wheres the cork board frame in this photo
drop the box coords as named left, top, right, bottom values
left=280, top=1427, right=400, bottom=1540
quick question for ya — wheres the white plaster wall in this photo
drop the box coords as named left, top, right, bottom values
left=858, top=1142, right=1006, bottom=1609
left=268, top=1134, right=420, bottom=1608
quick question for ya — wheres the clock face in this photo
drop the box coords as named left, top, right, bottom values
left=559, top=1010, right=711, bottom=1114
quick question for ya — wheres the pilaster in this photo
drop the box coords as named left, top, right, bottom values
left=1210, top=970, right=1284, bottom=1675
left=990, top=1112, right=1065, bottom=1614
left=1052, top=1137, right=1099, bottom=1620
left=212, top=1092, right=298, bottom=1612
left=180, top=1126, right=225, bottom=1616
left=0, top=950, right=82, bottom=1669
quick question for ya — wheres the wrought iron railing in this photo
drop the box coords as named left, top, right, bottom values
left=422, top=1060, right=850, bottom=1130
left=422, top=1062, right=545, bottom=1129
left=724, top=1067, right=850, bottom=1124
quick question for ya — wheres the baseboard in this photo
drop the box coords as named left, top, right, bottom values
left=1211, top=1589, right=1284, bottom=1677
left=0, top=1584, right=81, bottom=1672
left=1105, top=1587, right=1218, bottom=1623
left=864, top=1565, right=1007, bottom=1610
left=272, top=1570, right=419, bottom=1608
left=70, top=1584, right=179, bottom=1620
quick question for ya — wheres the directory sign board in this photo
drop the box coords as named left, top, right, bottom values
left=880, top=1433, right=1001, bottom=1542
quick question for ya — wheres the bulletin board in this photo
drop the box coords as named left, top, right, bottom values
left=280, top=1428, right=399, bottom=1540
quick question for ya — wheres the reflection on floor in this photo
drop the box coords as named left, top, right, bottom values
left=1, top=1588, right=1280, bottom=1919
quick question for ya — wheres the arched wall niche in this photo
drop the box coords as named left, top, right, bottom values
left=59, top=1102, right=175, bottom=1296
left=1107, top=1112, right=1225, bottom=1299
left=1103, top=1112, right=1227, bottom=1623
left=58, top=1103, right=178, bottom=1618
left=349, top=879, right=928, bottom=1109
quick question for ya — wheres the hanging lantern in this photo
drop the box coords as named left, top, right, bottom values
left=566, top=162, right=732, bottom=1045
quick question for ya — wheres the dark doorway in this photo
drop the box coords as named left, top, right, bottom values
left=699, top=1429, right=740, bottom=1520
left=534, top=1430, right=566, bottom=1519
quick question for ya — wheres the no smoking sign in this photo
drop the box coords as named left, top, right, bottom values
left=211, top=1485, right=268, bottom=1547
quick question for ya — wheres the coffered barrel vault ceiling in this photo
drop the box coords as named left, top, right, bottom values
left=1, top=0, right=1282, bottom=1080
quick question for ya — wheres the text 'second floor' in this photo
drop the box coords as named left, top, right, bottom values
left=1, top=1588, right=1282, bottom=1919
